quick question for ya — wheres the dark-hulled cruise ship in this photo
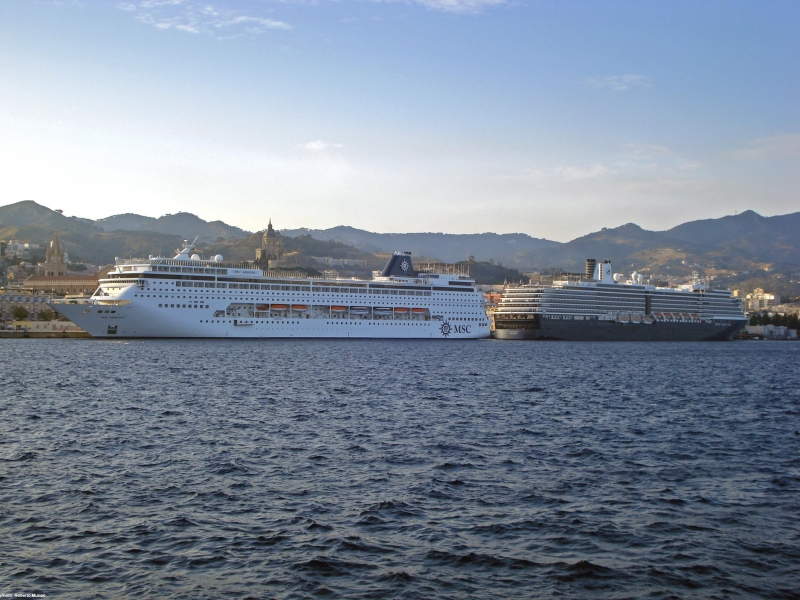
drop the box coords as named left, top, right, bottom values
left=493, top=259, right=748, bottom=341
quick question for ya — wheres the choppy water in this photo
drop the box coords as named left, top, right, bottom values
left=1, top=339, right=799, bottom=599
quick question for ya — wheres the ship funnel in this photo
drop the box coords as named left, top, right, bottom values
left=380, top=251, right=416, bottom=277
left=585, top=259, right=597, bottom=280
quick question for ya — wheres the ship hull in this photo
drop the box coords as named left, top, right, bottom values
left=494, top=318, right=746, bottom=341
left=51, top=302, right=487, bottom=339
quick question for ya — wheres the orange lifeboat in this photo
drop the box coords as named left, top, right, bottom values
left=271, top=304, right=288, bottom=310
left=256, top=304, right=268, bottom=311
left=331, top=306, right=348, bottom=312
left=291, top=305, right=308, bottom=311
left=411, top=308, right=426, bottom=313
left=394, top=307, right=409, bottom=313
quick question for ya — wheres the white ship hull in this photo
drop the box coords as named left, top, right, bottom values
left=52, top=301, right=486, bottom=339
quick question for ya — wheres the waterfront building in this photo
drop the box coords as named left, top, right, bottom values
left=0, top=289, right=57, bottom=322
left=744, top=325, right=798, bottom=340
left=24, top=273, right=105, bottom=296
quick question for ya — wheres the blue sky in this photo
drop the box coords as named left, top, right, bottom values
left=1, top=0, right=798, bottom=241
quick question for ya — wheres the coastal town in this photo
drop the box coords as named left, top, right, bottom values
left=2, top=231, right=797, bottom=339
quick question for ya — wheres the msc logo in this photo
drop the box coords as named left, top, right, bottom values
left=440, top=320, right=471, bottom=336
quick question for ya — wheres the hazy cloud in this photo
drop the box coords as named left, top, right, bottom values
left=584, top=74, right=651, bottom=91
left=617, top=143, right=703, bottom=172
left=402, top=0, right=508, bottom=13
left=624, top=143, right=671, bottom=157
left=728, top=133, right=800, bottom=161
left=117, top=1, right=291, bottom=36
left=522, top=164, right=612, bottom=181
left=299, top=140, right=343, bottom=152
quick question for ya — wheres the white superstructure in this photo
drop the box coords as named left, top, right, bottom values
left=50, top=244, right=489, bottom=339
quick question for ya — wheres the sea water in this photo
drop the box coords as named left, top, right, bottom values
left=1, top=339, right=798, bottom=598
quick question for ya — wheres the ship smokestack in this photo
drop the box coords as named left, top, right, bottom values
left=585, top=259, right=597, bottom=280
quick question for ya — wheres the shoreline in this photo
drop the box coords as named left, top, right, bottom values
left=0, top=330, right=91, bottom=338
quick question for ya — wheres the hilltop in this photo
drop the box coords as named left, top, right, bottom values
left=95, top=212, right=249, bottom=242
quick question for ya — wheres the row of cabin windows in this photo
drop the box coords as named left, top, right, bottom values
left=159, top=304, right=210, bottom=309
left=159, top=281, right=434, bottom=296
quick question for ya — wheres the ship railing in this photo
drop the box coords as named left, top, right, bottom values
left=553, top=272, right=590, bottom=283
left=116, top=257, right=259, bottom=270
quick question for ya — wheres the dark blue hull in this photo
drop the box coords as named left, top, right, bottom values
left=494, top=317, right=746, bottom=341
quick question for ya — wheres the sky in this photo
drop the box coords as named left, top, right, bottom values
left=0, top=0, right=798, bottom=241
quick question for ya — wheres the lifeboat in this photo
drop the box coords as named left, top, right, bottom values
left=291, top=305, right=308, bottom=311
left=331, top=306, right=348, bottom=312
left=394, top=307, right=409, bottom=313
left=618, top=313, right=631, bottom=323
left=256, top=304, right=268, bottom=311
left=271, top=304, right=288, bottom=310
left=373, top=307, right=393, bottom=313
left=411, top=308, right=427, bottom=313
left=350, top=306, right=369, bottom=314
left=643, top=316, right=654, bottom=325
left=631, top=313, right=642, bottom=324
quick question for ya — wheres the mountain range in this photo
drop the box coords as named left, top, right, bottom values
left=94, top=212, right=249, bottom=241
left=1, top=200, right=798, bottom=293
left=280, top=226, right=560, bottom=264
left=284, top=212, right=800, bottom=275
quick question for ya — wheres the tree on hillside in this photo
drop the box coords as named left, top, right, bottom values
left=12, top=306, right=29, bottom=320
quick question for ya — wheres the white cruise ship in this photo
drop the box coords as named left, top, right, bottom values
left=50, top=243, right=490, bottom=339
left=494, top=259, right=748, bottom=341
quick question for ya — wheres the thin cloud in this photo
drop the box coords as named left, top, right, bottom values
left=215, top=16, right=291, bottom=31
left=403, top=0, right=508, bottom=13
left=584, top=74, right=651, bottom=91
left=624, top=143, right=671, bottom=157
left=619, top=143, right=702, bottom=172
left=522, top=164, right=612, bottom=181
left=299, top=140, right=344, bottom=152
left=117, top=1, right=291, bottom=36
left=727, top=133, right=800, bottom=161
